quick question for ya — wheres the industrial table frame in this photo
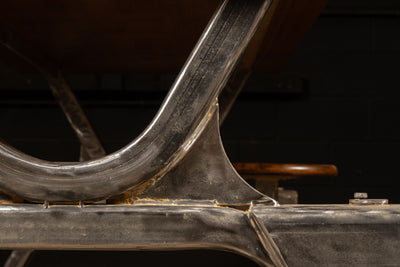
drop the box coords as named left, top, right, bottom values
left=0, top=0, right=399, bottom=266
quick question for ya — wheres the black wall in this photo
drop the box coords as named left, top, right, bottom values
left=224, top=0, right=400, bottom=204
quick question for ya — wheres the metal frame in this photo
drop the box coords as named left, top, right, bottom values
left=0, top=0, right=274, bottom=203
left=1, top=0, right=400, bottom=266
left=1, top=203, right=400, bottom=266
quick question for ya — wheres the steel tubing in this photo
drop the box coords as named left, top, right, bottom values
left=0, top=0, right=273, bottom=202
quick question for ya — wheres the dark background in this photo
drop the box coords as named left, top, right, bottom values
left=1, top=0, right=399, bottom=266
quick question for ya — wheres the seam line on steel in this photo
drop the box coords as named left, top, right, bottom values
left=248, top=205, right=288, bottom=267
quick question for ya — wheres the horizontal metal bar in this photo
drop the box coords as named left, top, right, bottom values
left=0, top=203, right=399, bottom=266
left=254, top=204, right=400, bottom=266
left=0, top=202, right=274, bottom=266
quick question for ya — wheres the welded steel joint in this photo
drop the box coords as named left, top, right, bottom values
left=0, top=0, right=286, bottom=266
left=1, top=1, right=400, bottom=267
left=0, top=0, right=275, bottom=205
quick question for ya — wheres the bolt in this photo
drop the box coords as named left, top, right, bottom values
left=350, top=192, right=388, bottom=205
left=354, top=192, right=368, bottom=199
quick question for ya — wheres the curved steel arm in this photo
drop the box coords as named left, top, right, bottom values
left=0, top=0, right=273, bottom=202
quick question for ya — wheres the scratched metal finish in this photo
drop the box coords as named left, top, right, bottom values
left=253, top=204, right=400, bottom=266
left=0, top=0, right=273, bottom=202
left=1, top=203, right=400, bottom=266
left=132, top=107, right=275, bottom=205
left=0, top=202, right=275, bottom=267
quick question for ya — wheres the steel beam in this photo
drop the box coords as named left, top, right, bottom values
left=0, top=203, right=399, bottom=266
